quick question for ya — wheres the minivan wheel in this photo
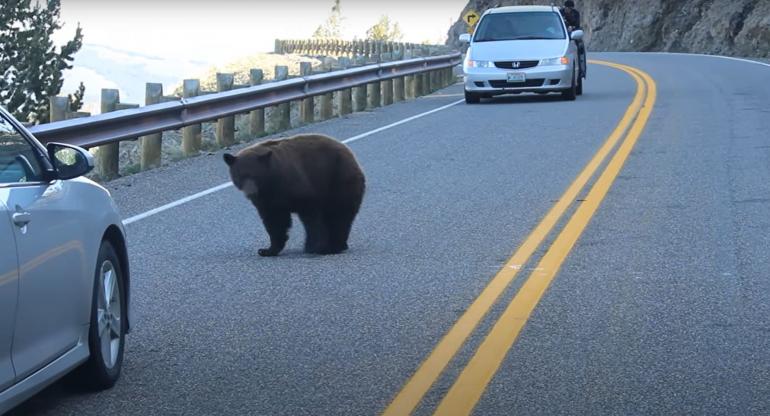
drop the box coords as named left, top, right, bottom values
left=562, top=66, right=577, bottom=101
left=465, top=89, right=481, bottom=104
left=75, top=241, right=127, bottom=390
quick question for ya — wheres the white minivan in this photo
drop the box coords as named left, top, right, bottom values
left=460, top=5, right=585, bottom=103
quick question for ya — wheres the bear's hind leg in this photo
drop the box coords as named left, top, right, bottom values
left=299, top=210, right=330, bottom=254
left=325, top=207, right=357, bottom=254
left=257, top=206, right=292, bottom=257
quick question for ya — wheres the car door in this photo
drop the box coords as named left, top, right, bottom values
left=0, top=199, right=19, bottom=391
left=0, top=114, right=88, bottom=380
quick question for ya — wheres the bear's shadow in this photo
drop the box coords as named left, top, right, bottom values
left=219, top=242, right=365, bottom=260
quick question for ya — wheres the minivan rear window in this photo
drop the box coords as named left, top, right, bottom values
left=474, top=12, right=566, bottom=42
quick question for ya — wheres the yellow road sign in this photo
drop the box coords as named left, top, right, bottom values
left=463, top=10, right=480, bottom=27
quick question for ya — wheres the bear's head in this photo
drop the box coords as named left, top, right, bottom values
left=223, top=147, right=273, bottom=198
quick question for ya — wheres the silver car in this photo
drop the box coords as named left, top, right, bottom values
left=460, top=5, right=585, bottom=103
left=0, top=106, right=130, bottom=413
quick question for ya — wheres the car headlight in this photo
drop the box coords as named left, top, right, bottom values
left=540, top=56, right=570, bottom=66
left=466, top=59, right=494, bottom=68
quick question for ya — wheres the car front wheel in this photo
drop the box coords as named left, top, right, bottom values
left=465, top=89, right=481, bottom=104
left=77, top=241, right=127, bottom=390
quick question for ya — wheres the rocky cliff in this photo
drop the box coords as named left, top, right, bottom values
left=447, top=0, right=770, bottom=58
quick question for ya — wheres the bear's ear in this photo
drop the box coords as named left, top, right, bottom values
left=223, top=153, right=237, bottom=166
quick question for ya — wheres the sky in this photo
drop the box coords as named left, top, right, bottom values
left=55, top=0, right=469, bottom=63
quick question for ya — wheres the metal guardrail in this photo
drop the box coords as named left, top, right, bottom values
left=274, top=38, right=451, bottom=60
left=28, top=53, right=462, bottom=148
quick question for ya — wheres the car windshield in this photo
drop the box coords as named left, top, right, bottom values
left=474, top=11, right=566, bottom=42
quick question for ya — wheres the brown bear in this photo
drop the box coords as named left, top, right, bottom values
left=223, top=133, right=365, bottom=257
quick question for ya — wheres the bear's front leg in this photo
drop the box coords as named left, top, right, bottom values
left=256, top=205, right=292, bottom=257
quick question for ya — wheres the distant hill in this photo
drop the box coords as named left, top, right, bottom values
left=61, top=43, right=212, bottom=114
left=447, top=0, right=770, bottom=59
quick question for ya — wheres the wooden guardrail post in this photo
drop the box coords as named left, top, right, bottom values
left=269, top=66, right=290, bottom=132
left=182, top=79, right=201, bottom=156
left=96, top=89, right=120, bottom=180
left=299, top=62, right=314, bottom=124
left=337, top=57, right=353, bottom=116
left=405, top=75, right=416, bottom=99
left=319, top=65, right=334, bottom=121
left=394, top=74, right=405, bottom=102
left=429, top=70, right=438, bottom=92
left=377, top=41, right=385, bottom=62
left=414, top=72, right=423, bottom=97
left=367, top=77, right=381, bottom=109
left=352, top=59, right=367, bottom=112
left=421, top=72, right=431, bottom=95
left=140, top=83, right=163, bottom=170
left=441, top=68, right=449, bottom=88
left=216, top=73, right=235, bottom=147
left=49, top=96, right=68, bottom=122
left=249, top=69, right=265, bottom=137
left=381, top=75, right=394, bottom=106
left=415, top=72, right=425, bottom=97
left=446, top=67, right=456, bottom=87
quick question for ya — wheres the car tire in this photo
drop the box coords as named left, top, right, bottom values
left=75, top=241, right=127, bottom=390
left=465, top=89, right=481, bottom=104
left=561, top=66, right=577, bottom=101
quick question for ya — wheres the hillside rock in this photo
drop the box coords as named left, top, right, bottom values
left=447, top=0, right=770, bottom=58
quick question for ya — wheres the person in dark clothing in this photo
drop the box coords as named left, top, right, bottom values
left=560, top=0, right=581, bottom=30
left=560, top=0, right=586, bottom=78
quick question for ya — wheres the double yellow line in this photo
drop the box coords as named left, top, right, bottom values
left=383, top=61, right=657, bottom=416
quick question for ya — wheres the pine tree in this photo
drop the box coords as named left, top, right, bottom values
left=68, top=81, right=85, bottom=112
left=0, top=0, right=84, bottom=124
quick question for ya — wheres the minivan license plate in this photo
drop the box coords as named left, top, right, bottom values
left=507, top=72, right=526, bottom=83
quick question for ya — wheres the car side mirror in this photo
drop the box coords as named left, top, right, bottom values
left=459, top=33, right=471, bottom=43
left=46, top=142, right=94, bottom=180
left=571, top=30, right=584, bottom=41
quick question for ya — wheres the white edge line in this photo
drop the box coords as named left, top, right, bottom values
left=122, top=182, right=233, bottom=225
left=342, top=99, right=464, bottom=144
left=121, top=98, right=465, bottom=226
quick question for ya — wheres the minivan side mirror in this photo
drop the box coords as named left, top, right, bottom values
left=46, top=142, right=94, bottom=180
left=459, top=33, right=471, bottom=43
left=571, top=30, right=584, bottom=41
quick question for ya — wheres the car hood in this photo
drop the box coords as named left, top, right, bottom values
left=470, top=39, right=568, bottom=61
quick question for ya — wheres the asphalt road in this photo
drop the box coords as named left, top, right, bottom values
left=9, top=53, right=770, bottom=415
